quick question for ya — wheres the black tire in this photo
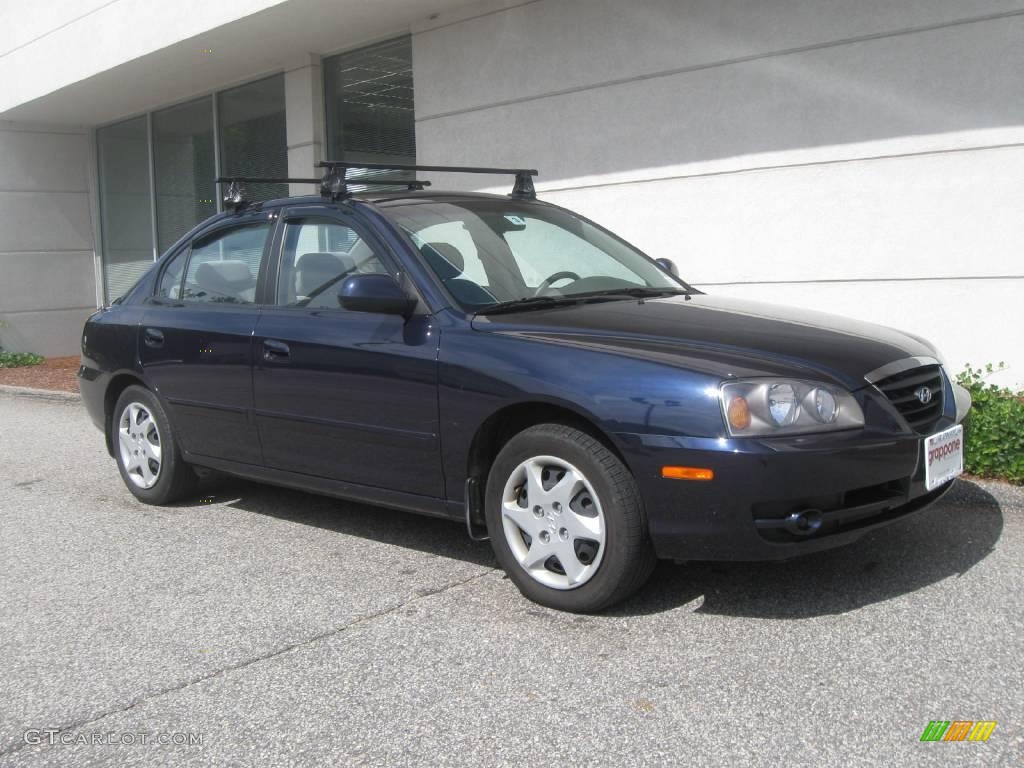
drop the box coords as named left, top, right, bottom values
left=485, top=423, right=656, bottom=612
left=112, top=385, right=197, bottom=505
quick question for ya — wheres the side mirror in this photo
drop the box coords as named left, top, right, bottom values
left=654, top=258, right=679, bottom=277
left=338, top=274, right=415, bottom=317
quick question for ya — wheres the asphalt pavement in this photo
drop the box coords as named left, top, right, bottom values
left=0, top=393, right=1021, bottom=767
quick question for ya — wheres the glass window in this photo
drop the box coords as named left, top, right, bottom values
left=97, top=116, right=153, bottom=302
left=324, top=36, right=416, bottom=187
left=276, top=219, right=389, bottom=307
left=505, top=218, right=640, bottom=287
left=406, top=221, right=488, bottom=287
left=182, top=224, right=271, bottom=304
left=218, top=75, right=288, bottom=202
left=156, top=247, right=188, bottom=299
left=385, top=200, right=685, bottom=310
left=153, top=97, right=216, bottom=254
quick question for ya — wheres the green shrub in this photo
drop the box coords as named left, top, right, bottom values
left=956, top=364, right=1024, bottom=484
left=0, top=351, right=45, bottom=368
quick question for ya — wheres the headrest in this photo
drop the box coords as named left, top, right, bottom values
left=194, top=259, right=253, bottom=288
left=295, top=252, right=352, bottom=296
left=420, top=242, right=464, bottom=280
left=296, top=252, right=344, bottom=272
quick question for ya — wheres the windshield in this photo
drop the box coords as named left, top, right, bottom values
left=383, top=199, right=688, bottom=311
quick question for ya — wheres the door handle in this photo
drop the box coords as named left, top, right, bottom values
left=263, top=339, right=290, bottom=361
left=143, top=328, right=164, bottom=348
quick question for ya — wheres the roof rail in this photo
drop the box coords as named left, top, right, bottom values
left=316, top=161, right=538, bottom=200
left=214, top=175, right=431, bottom=209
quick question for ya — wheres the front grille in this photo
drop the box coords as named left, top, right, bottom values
left=874, top=364, right=945, bottom=434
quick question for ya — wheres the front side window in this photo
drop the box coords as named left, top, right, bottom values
left=182, top=223, right=271, bottom=304
left=384, top=200, right=685, bottom=310
left=276, top=219, right=389, bottom=308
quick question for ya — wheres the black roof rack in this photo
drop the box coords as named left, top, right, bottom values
left=316, top=161, right=538, bottom=201
left=215, top=161, right=536, bottom=209
left=214, top=175, right=432, bottom=209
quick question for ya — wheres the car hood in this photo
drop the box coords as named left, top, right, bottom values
left=470, top=294, right=938, bottom=390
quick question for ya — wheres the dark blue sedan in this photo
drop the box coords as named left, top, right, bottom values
left=79, top=164, right=971, bottom=612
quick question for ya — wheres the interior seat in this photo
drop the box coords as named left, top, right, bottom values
left=419, top=242, right=494, bottom=306
left=295, top=252, right=354, bottom=298
left=192, top=259, right=255, bottom=303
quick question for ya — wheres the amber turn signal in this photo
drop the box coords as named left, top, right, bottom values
left=726, top=395, right=751, bottom=430
left=661, top=466, right=715, bottom=481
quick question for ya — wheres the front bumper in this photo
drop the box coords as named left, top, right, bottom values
left=617, top=423, right=960, bottom=562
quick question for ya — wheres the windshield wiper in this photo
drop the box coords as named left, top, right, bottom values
left=566, top=287, right=690, bottom=300
left=476, top=287, right=689, bottom=316
left=475, top=295, right=584, bottom=316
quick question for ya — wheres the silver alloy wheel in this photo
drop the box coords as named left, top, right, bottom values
left=500, top=455, right=606, bottom=590
left=118, top=402, right=162, bottom=489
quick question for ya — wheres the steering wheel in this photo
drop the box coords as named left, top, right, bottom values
left=533, top=271, right=582, bottom=296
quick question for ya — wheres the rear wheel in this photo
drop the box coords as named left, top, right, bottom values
left=485, top=423, right=655, bottom=612
left=113, top=385, right=197, bottom=504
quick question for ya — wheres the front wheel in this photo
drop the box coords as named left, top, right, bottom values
left=485, top=423, right=655, bottom=612
left=113, top=385, right=197, bottom=505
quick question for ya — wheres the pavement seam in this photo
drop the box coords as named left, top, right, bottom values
left=0, top=567, right=497, bottom=759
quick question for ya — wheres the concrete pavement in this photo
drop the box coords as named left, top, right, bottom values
left=0, top=394, right=1020, bottom=766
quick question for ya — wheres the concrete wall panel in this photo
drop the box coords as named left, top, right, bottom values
left=0, top=125, right=97, bottom=357
left=415, top=0, right=1024, bottom=386
left=0, top=251, right=96, bottom=314
left=415, top=0, right=1024, bottom=119
left=0, top=308, right=95, bottom=358
left=0, top=191, right=95, bottom=253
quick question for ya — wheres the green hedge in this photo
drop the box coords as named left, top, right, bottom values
left=956, top=364, right=1024, bottom=484
left=0, top=351, right=45, bottom=368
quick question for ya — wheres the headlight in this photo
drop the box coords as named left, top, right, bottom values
left=720, top=379, right=864, bottom=437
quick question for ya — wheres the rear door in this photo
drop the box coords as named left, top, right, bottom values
left=140, top=212, right=276, bottom=464
left=252, top=205, right=443, bottom=497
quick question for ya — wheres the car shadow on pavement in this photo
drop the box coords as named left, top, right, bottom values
left=201, top=475, right=1002, bottom=619
left=199, top=474, right=499, bottom=569
left=614, top=479, right=1004, bottom=619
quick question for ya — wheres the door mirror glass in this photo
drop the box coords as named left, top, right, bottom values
left=654, top=257, right=679, bottom=277
left=338, top=274, right=414, bottom=317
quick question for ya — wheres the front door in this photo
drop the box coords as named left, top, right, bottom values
left=140, top=215, right=275, bottom=464
left=252, top=207, right=443, bottom=498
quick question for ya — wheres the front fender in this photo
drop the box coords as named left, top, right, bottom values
left=438, top=325, right=726, bottom=498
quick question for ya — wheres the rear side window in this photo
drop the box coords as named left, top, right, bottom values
left=156, top=247, right=188, bottom=299
left=275, top=219, right=389, bottom=308
left=182, top=224, right=271, bottom=304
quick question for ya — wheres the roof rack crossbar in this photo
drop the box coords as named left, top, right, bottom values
left=317, top=161, right=536, bottom=176
left=316, top=161, right=538, bottom=199
left=215, top=176, right=429, bottom=187
left=214, top=175, right=431, bottom=208
left=215, top=160, right=526, bottom=207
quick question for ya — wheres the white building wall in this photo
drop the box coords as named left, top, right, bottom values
left=0, top=122, right=97, bottom=357
left=413, top=0, right=1024, bottom=387
left=0, top=0, right=287, bottom=115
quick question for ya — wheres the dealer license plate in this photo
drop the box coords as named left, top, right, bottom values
left=924, top=424, right=964, bottom=491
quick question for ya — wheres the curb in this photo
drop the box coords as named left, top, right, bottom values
left=0, top=384, right=81, bottom=403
